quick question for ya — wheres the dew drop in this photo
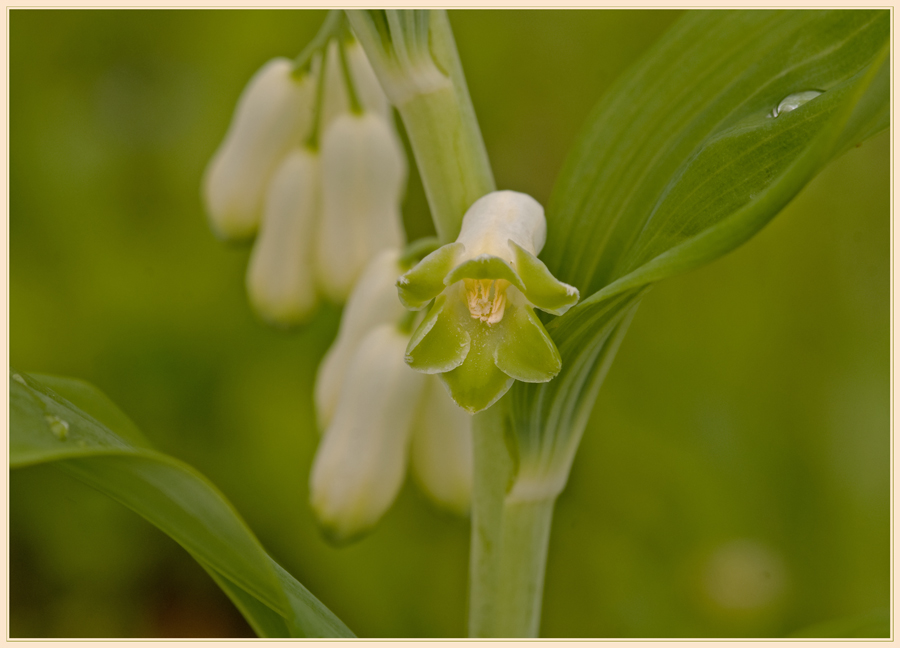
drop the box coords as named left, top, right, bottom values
left=12, top=373, right=26, bottom=385
left=44, top=415, right=70, bottom=440
left=770, top=90, right=823, bottom=118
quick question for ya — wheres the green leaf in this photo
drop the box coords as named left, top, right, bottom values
left=508, top=290, right=644, bottom=494
left=9, top=370, right=354, bottom=639
left=544, top=10, right=888, bottom=299
left=508, top=9, right=888, bottom=496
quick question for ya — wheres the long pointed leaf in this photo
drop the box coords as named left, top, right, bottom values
left=9, top=370, right=354, bottom=639
left=509, top=10, right=889, bottom=494
left=543, top=10, right=888, bottom=297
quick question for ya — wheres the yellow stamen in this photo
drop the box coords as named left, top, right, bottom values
left=464, top=278, right=508, bottom=325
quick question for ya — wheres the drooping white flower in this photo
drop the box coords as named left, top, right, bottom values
left=316, top=112, right=407, bottom=302
left=398, top=191, right=579, bottom=412
left=315, top=249, right=408, bottom=427
left=202, top=58, right=317, bottom=241
left=204, top=31, right=410, bottom=329
left=310, top=323, right=426, bottom=544
left=245, top=149, right=320, bottom=326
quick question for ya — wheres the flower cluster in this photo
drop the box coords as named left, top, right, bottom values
left=202, top=34, right=407, bottom=326
left=311, top=250, right=473, bottom=544
left=202, top=16, right=578, bottom=545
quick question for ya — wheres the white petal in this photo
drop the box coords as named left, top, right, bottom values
left=344, top=40, right=391, bottom=120
left=410, top=376, right=473, bottom=515
left=203, top=58, right=317, bottom=241
left=456, top=191, right=547, bottom=260
left=309, top=325, right=426, bottom=542
left=317, top=112, right=407, bottom=302
left=320, top=39, right=350, bottom=135
left=245, top=149, right=320, bottom=326
left=315, top=248, right=407, bottom=428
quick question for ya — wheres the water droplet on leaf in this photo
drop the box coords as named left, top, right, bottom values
left=44, top=415, right=70, bottom=440
left=770, top=90, right=822, bottom=118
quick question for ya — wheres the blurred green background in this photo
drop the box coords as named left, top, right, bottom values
left=9, top=10, right=889, bottom=638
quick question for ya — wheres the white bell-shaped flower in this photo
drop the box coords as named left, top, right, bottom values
left=410, top=376, right=473, bottom=514
left=310, top=324, right=427, bottom=543
left=315, top=249, right=407, bottom=428
left=202, top=58, right=317, bottom=241
left=245, top=149, right=320, bottom=326
left=316, top=112, right=407, bottom=302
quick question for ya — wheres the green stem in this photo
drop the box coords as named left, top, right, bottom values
left=337, top=33, right=364, bottom=115
left=468, top=403, right=514, bottom=638
left=494, top=498, right=555, bottom=637
left=348, top=9, right=544, bottom=636
left=395, top=11, right=495, bottom=243
left=470, top=405, right=556, bottom=638
left=397, top=84, right=494, bottom=243
left=346, top=10, right=495, bottom=243
left=292, top=10, right=343, bottom=74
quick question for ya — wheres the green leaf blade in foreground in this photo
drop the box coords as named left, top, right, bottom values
left=509, top=9, right=888, bottom=494
left=544, top=9, right=888, bottom=299
left=9, top=370, right=354, bottom=639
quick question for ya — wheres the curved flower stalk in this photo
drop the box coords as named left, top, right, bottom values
left=202, top=58, right=317, bottom=242
left=311, top=248, right=474, bottom=543
left=203, top=13, right=410, bottom=326
left=397, top=191, right=580, bottom=413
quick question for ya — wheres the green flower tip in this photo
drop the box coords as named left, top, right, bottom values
left=397, top=190, right=579, bottom=413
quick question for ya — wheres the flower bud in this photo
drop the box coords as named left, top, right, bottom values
left=309, top=324, right=427, bottom=544
left=410, top=377, right=473, bottom=514
left=203, top=58, right=317, bottom=241
left=317, top=112, right=407, bottom=302
left=245, top=149, right=320, bottom=327
left=315, top=249, right=407, bottom=428
left=398, top=191, right=579, bottom=412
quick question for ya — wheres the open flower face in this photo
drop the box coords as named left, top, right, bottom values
left=397, top=191, right=580, bottom=412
